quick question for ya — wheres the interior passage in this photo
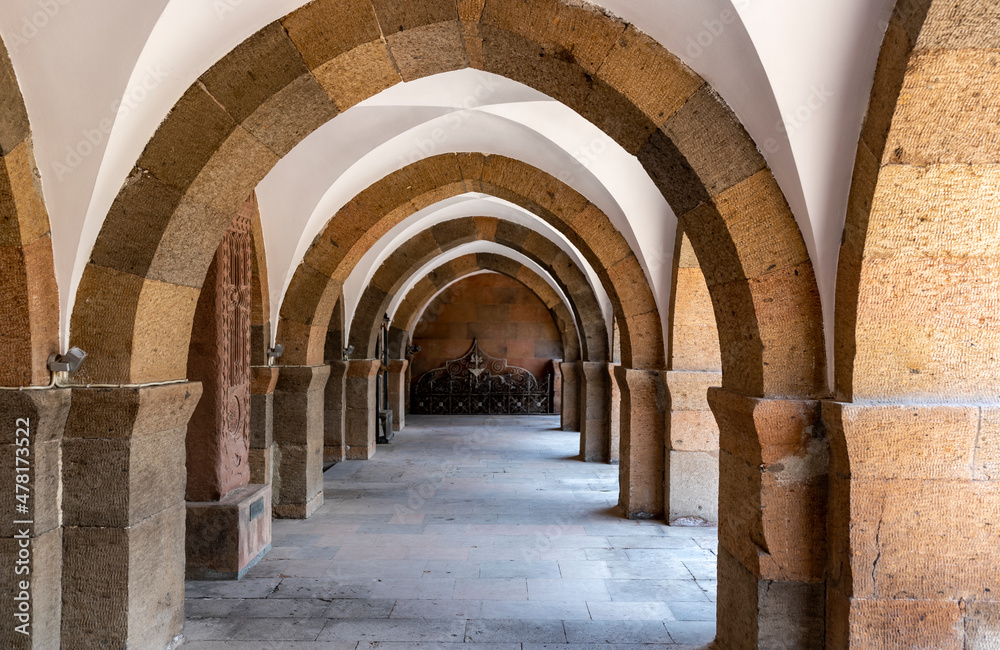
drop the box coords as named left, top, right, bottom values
left=183, top=415, right=717, bottom=648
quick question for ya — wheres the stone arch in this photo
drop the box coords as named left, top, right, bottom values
left=389, top=252, right=582, bottom=364
left=828, top=1, right=1000, bottom=646
left=0, top=37, right=58, bottom=387
left=60, top=1, right=829, bottom=645
left=340, top=216, right=603, bottom=362
left=68, top=0, right=823, bottom=398
left=276, top=154, right=656, bottom=370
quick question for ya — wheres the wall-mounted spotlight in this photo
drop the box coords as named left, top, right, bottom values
left=407, top=345, right=422, bottom=356
left=267, top=344, right=284, bottom=359
left=343, top=345, right=355, bottom=361
left=47, top=347, right=87, bottom=374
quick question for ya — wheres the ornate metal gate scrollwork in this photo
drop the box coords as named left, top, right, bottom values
left=411, top=340, right=553, bottom=415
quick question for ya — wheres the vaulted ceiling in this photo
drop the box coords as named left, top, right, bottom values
left=0, top=0, right=894, bottom=376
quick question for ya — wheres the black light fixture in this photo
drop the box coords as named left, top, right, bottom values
left=267, top=344, right=284, bottom=359
left=407, top=344, right=422, bottom=356
left=343, top=345, right=355, bottom=361
left=47, top=347, right=87, bottom=374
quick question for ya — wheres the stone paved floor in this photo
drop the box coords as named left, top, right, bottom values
left=182, top=415, right=718, bottom=649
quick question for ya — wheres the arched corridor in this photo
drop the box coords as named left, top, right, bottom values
left=0, top=0, right=997, bottom=647
left=184, top=415, right=717, bottom=647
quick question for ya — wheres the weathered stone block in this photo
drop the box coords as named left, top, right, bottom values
left=615, top=366, right=667, bottom=519
left=62, top=504, right=186, bottom=649
left=281, top=0, right=382, bottom=69
left=388, top=359, right=409, bottom=431
left=273, top=365, right=329, bottom=518
left=200, top=22, right=310, bottom=123
left=710, top=389, right=827, bottom=583
left=668, top=450, right=718, bottom=524
left=346, top=360, right=379, bottom=460
left=387, top=21, right=469, bottom=81
left=666, top=370, right=720, bottom=412
left=579, top=361, right=610, bottom=463
left=661, top=86, right=766, bottom=198
left=716, top=546, right=825, bottom=650
left=559, top=362, right=580, bottom=432
left=243, top=73, right=339, bottom=157
left=325, top=360, right=349, bottom=462
left=186, top=483, right=272, bottom=580
left=885, top=50, right=1000, bottom=166
left=248, top=445, right=272, bottom=486
left=596, top=25, right=701, bottom=128
left=136, top=84, right=238, bottom=193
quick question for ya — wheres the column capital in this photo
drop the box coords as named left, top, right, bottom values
left=250, top=365, right=279, bottom=395
left=275, top=364, right=331, bottom=392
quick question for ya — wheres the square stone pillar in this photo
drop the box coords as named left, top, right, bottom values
left=186, top=484, right=272, bottom=580
left=273, top=365, right=329, bottom=519
left=387, top=359, right=408, bottom=431
left=824, top=401, right=1000, bottom=649
left=614, top=367, right=667, bottom=519
left=0, top=389, right=70, bottom=650
left=324, top=360, right=348, bottom=463
left=608, top=363, right=620, bottom=463
left=61, top=383, right=201, bottom=650
left=550, top=360, right=562, bottom=414
left=249, top=366, right=278, bottom=486
left=559, top=361, right=581, bottom=432
left=666, top=370, right=721, bottom=525
left=709, top=388, right=826, bottom=650
left=345, top=360, right=379, bottom=460
left=579, top=362, right=610, bottom=462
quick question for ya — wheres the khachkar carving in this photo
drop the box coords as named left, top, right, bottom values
left=411, top=340, right=552, bottom=415
left=186, top=209, right=253, bottom=501
left=219, top=213, right=252, bottom=479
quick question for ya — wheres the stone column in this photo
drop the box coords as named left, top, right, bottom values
left=608, top=363, right=620, bottom=463
left=248, top=366, right=278, bottom=486
left=710, top=388, right=827, bottom=650
left=665, top=371, right=721, bottom=525
left=324, top=360, right=348, bottom=463
left=579, top=362, right=610, bottom=462
left=615, top=366, right=667, bottom=519
left=345, top=360, right=379, bottom=460
left=824, top=401, right=999, bottom=648
left=550, top=360, right=562, bottom=414
left=559, top=361, right=581, bottom=432
left=387, top=359, right=408, bottom=431
left=61, top=383, right=200, bottom=649
left=0, top=389, right=70, bottom=649
left=272, top=365, right=330, bottom=518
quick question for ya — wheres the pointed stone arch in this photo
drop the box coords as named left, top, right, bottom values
left=339, top=216, right=602, bottom=363
left=389, top=252, right=582, bottom=365
left=276, top=154, right=655, bottom=370
left=829, top=1, right=1000, bottom=646
left=0, top=37, right=58, bottom=387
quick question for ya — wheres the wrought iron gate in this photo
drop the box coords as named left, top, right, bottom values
left=411, top=340, right=552, bottom=415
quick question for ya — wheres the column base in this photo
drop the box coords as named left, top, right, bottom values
left=274, top=490, right=323, bottom=519
left=186, top=484, right=272, bottom=580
